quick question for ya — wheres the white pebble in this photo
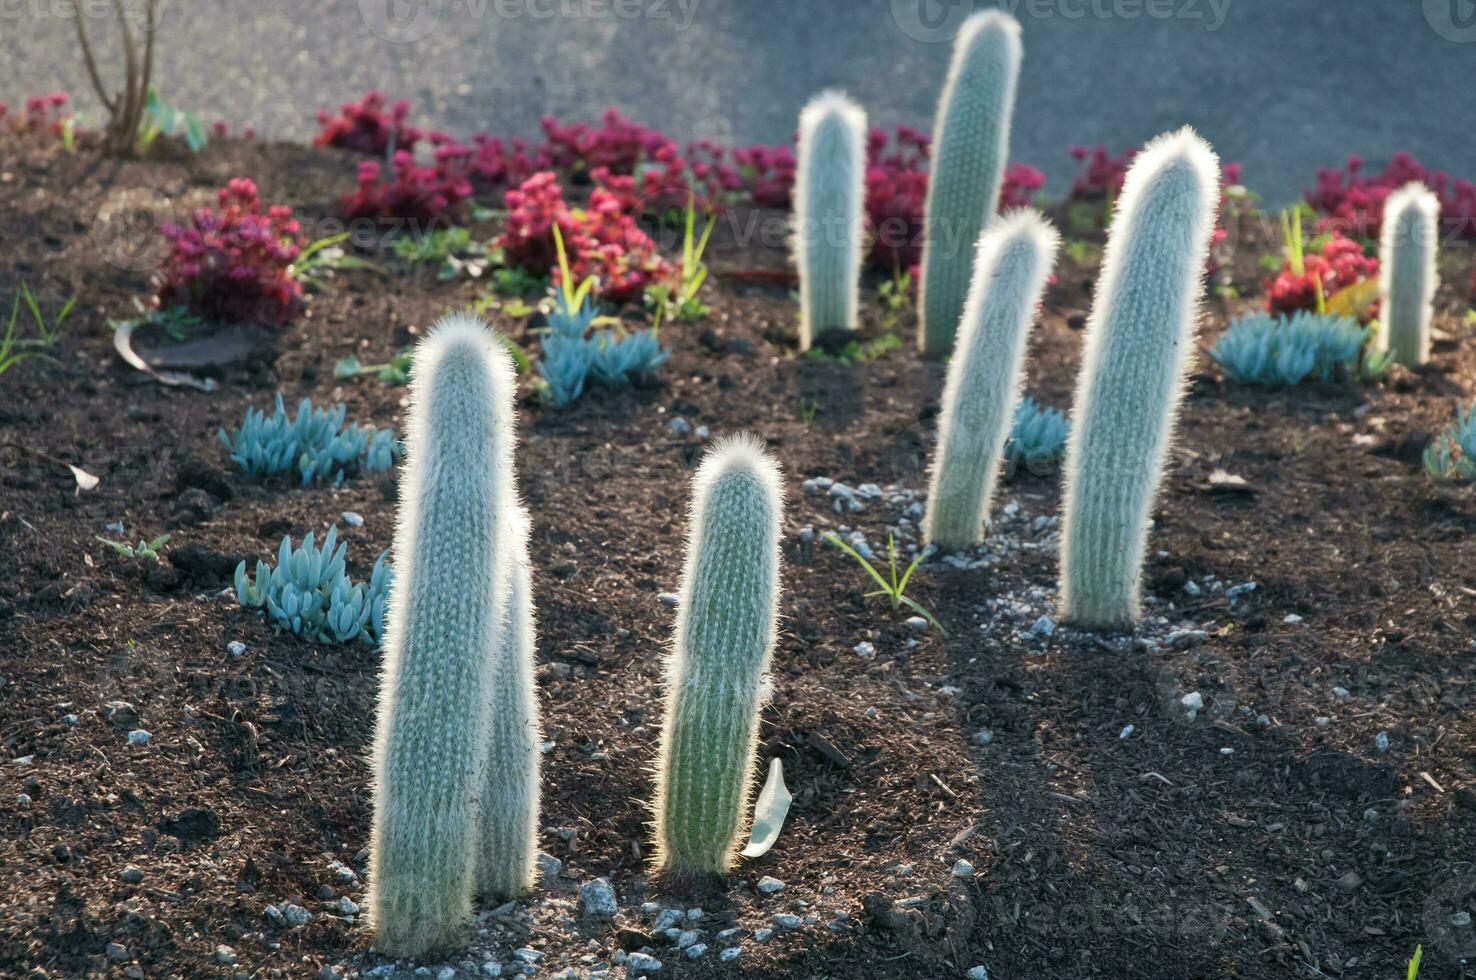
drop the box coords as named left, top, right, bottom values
left=970, top=729, right=993, bottom=747
left=1375, top=731, right=1390, bottom=752
left=756, top=875, right=785, bottom=894
left=127, top=729, right=151, bottom=746
left=720, top=947, right=742, bottom=962
left=951, top=859, right=974, bottom=878
left=340, top=511, right=364, bottom=528
left=226, top=640, right=247, bottom=658
left=1119, top=725, right=1135, bottom=740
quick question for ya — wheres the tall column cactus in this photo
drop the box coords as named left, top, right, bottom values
left=654, top=435, right=784, bottom=877
left=476, top=504, right=542, bottom=901
left=368, top=312, right=517, bottom=957
left=924, top=209, right=1059, bottom=551
left=1059, top=128, right=1220, bottom=630
left=917, top=10, right=1024, bottom=358
left=1378, top=181, right=1440, bottom=367
left=794, top=91, right=867, bottom=351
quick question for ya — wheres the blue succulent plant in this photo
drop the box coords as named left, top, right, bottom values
left=535, top=291, right=668, bottom=406
left=1210, top=311, right=1375, bottom=387
left=234, top=526, right=392, bottom=645
left=219, top=394, right=400, bottom=485
left=1425, top=402, right=1476, bottom=482
left=1006, top=396, right=1069, bottom=468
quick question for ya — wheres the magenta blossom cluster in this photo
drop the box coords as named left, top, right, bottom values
left=0, top=92, right=72, bottom=135
left=1306, top=152, right=1476, bottom=241
left=498, top=171, right=674, bottom=305
left=342, top=145, right=475, bottom=224
left=315, top=90, right=419, bottom=155
left=1068, top=144, right=1243, bottom=202
left=156, top=178, right=305, bottom=326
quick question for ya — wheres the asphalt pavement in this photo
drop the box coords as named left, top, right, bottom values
left=4, top=0, right=1474, bottom=204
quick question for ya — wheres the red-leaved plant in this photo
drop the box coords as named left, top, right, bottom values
left=314, top=90, right=419, bottom=156
left=1306, top=152, right=1476, bottom=241
left=497, top=171, right=673, bottom=304
left=156, top=178, right=305, bottom=326
left=0, top=92, right=73, bottom=135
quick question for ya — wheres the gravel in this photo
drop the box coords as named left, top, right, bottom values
left=951, top=859, right=975, bottom=878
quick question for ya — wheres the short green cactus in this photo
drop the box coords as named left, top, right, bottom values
left=368, top=312, right=518, bottom=957
left=1378, top=181, right=1440, bottom=367
left=925, top=209, right=1059, bottom=551
left=1059, top=128, right=1221, bottom=630
left=794, top=91, right=867, bottom=350
left=654, top=435, right=784, bottom=876
left=918, top=10, right=1024, bottom=358
left=476, top=504, right=543, bottom=901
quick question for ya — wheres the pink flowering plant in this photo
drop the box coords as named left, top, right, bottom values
left=155, top=178, right=307, bottom=326
left=497, top=171, right=673, bottom=305
left=1306, top=152, right=1476, bottom=241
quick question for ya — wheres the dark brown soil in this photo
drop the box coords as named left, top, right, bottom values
left=2, top=134, right=1474, bottom=980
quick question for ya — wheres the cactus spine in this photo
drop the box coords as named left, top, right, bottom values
left=918, top=10, right=1024, bottom=358
left=1059, top=128, right=1220, bottom=630
left=794, top=91, right=867, bottom=350
left=924, top=209, right=1059, bottom=551
left=654, top=435, right=784, bottom=876
left=476, top=504, right=542, bottom=901
left=1378, top=181, right=1440, bottom=367
left=369, top=312, right=517, bottom=957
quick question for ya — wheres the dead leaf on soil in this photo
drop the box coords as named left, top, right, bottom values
left=741, top=756, right=791, bottom=859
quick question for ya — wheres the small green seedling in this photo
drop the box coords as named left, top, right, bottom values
left=97, top=533, right=170, bottom=562
left=394, top=226, right=488, bottom=280
left=878, top=264, right=912, bottom=332
left=137, top=86, right=207, bottom=154
left=799, top=399, right=819, bottom=427
left=1, top=284, right=75, bottom=378
left=336, top=349, right=414, bottom=385
left=552, top=223, right=598, bottom=311
left=293, top=232, right=383, bottom=289
left=823, top=532, right=946, bottom=635
left=1407, top=944, right=1422, bottom=980
left=647, top=195, right=715, bottom=331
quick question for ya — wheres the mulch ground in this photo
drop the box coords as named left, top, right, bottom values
left=1, top=134, right=1474, bottom=980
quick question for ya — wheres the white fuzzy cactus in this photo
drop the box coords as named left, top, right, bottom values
left=794, top=91, right=867, bottom=351
left=924, top=209, right=1059, bottom=551
left=654, top=435, right=784, bottom=876
left=368, top=312, right=517, bottom=957
left=918, top=10, right=1023, bottom=358
left=1378, top=181, right=1440, bottom=367
left=1059, top=128, right=1221, bottom=630
left=476, top=504, right=542, bottom=902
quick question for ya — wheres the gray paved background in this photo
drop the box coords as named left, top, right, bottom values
left=3, top=0, right=1474, bottom=204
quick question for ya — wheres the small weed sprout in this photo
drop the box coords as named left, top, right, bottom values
left=1, top=283, right=74, bottom=378
left=648, top=194, right=715, bottom=329
left=96, top=533, right=170, bottom=562
left=823, top=532, right=946, bottom=635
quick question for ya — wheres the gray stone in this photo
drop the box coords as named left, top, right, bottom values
left=580, top=877, right=618, bottom=918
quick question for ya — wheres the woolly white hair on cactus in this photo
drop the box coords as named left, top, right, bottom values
left=654, top=434, right=784, bottom=877
left=1378, top=181, right=1440, bottom=367
left=924, top=209, right=1059, bottom=551
left=368, top=312, right=516, bottom=957
left=476, top=504, right=542, bottom=901
left=918, top=10, right=1023, bottom=358
left=1059, top=128, right=1221, bottom=630
left=794, top=91, right=867, bottom=351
